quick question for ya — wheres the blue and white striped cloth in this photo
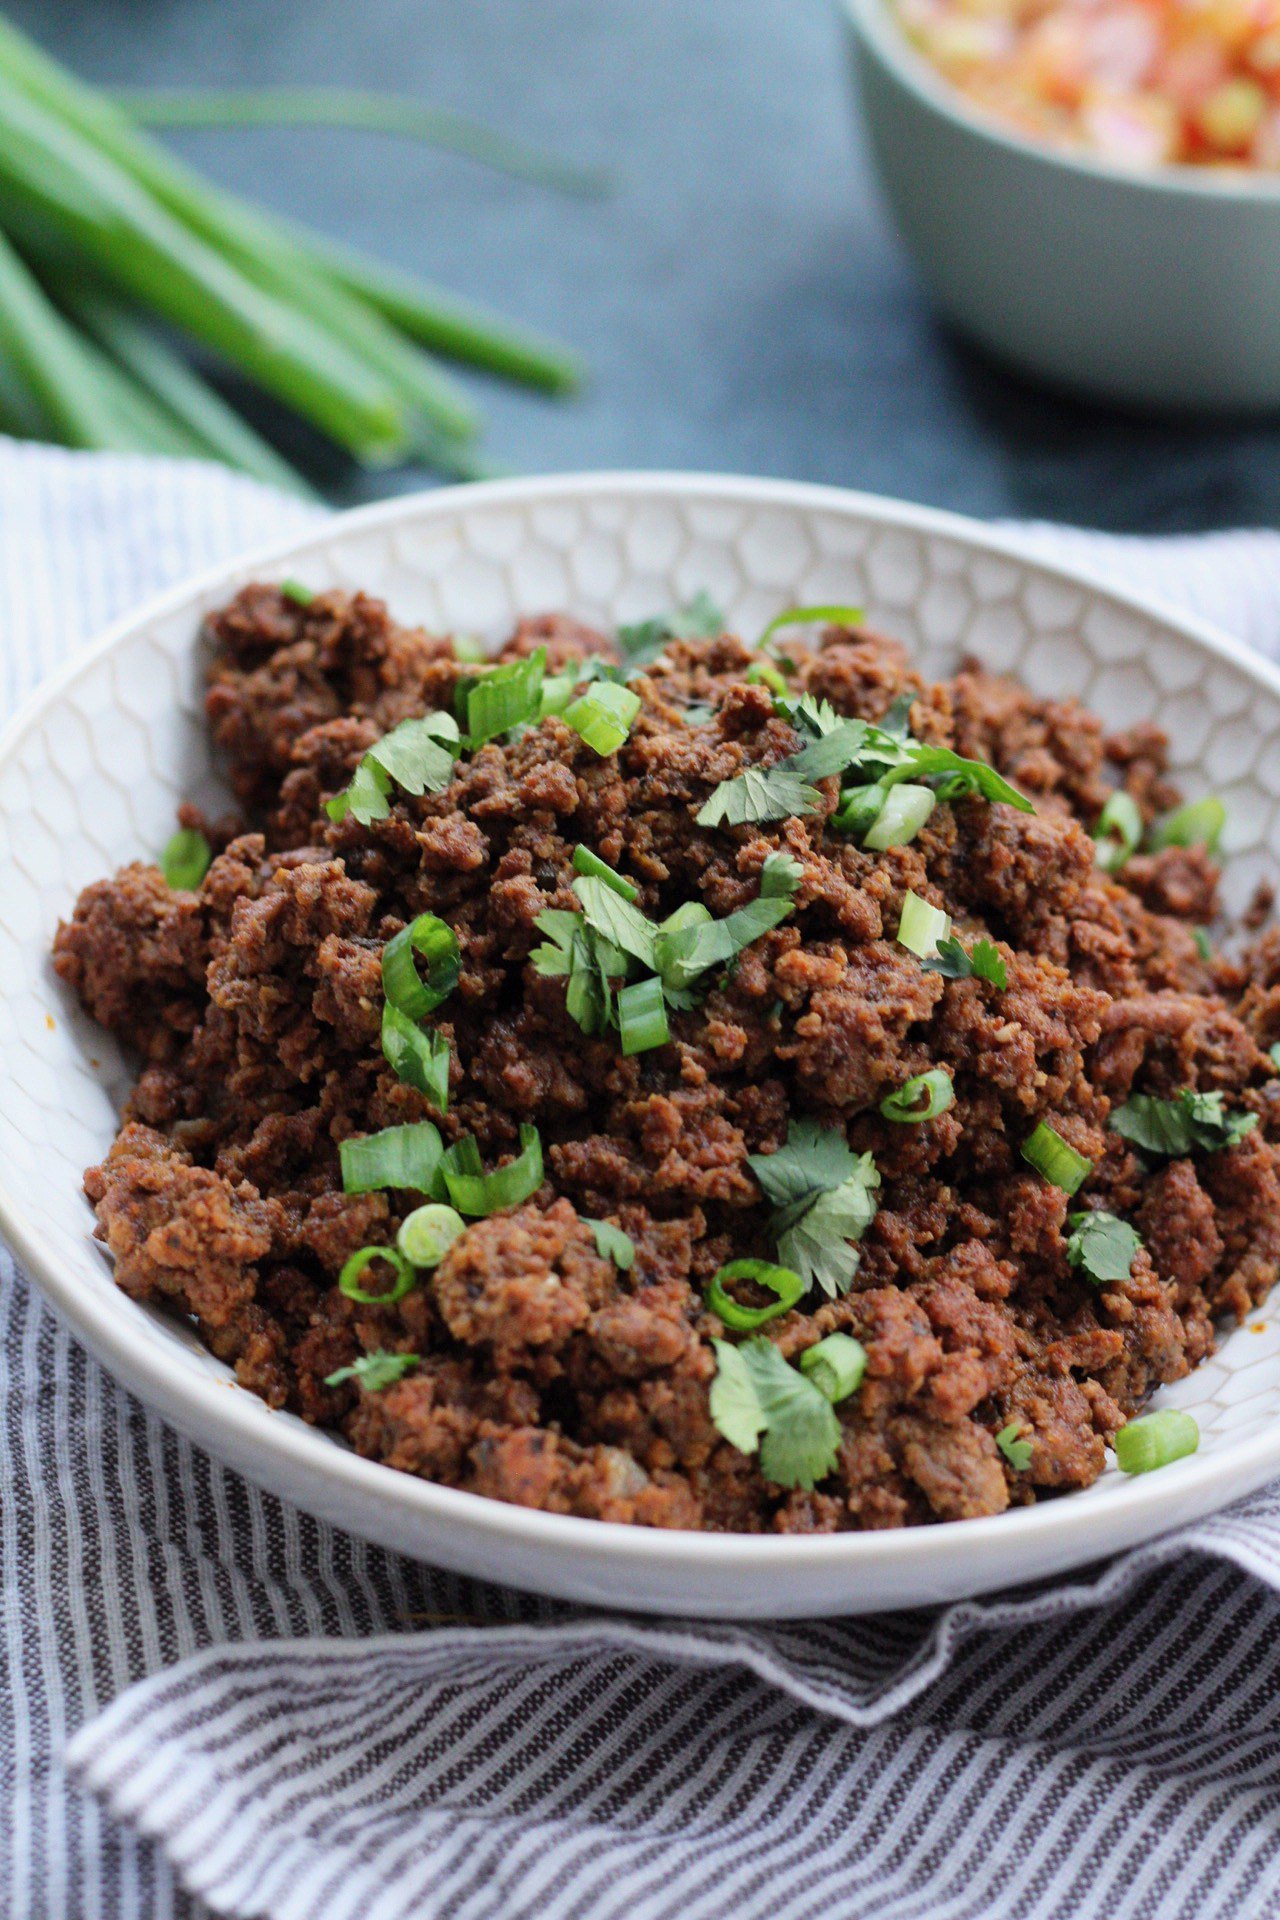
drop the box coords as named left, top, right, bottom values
left=6, top=440, right=1280, bottom=1920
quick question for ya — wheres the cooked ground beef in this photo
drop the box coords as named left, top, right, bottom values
left=54, top=585, right=1280, bottom=1532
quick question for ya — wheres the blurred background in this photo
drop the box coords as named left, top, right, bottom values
left=9, top=0, right=1280, bottom=530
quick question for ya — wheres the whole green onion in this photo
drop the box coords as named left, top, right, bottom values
left=706, top=1259, right=806, bottom=1331
left=879, top=1068, right=954, bottom=1124
left=397, top=1203, right=466, bottom=1269
left=338, top=1244, right=417, bottom=1305
left=799, top=1333, right=866, bottom=1403
left=1114, top=1409, right=1199, bottom=1475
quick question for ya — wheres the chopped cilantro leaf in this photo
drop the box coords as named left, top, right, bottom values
left=327, top=711, right=459, bottom=825
left=748, top=1119, right=881, bottom=1298
left=996, top=1421, right=1033, bottom=1471
left=709, top=1337, right=842, bottom=1490
left=617, top=591, right=724, bottom=669
left=1110, top=1089, right=1258, bottom=1159
left=654, top=894, right=794, bottom=992
left=586, top=1218, right=635, bottom=1269
left=324, top=1350, right=420, bottom=1392
left=1066, top=1209, right=1143, bottom=1285
left=572, top=875, right=658, bottom=972
left=922, top=935, right=1008, bottom=989
left=759, top=850, right=804, bottom=898
left=696, top=763, right=822, bottom=829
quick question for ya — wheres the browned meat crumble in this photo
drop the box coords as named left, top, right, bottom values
left=52, top=585, right=1280, bottom=1533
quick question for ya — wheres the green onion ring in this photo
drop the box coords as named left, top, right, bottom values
left=798, top=1332, right=866, bottom=1403
left=1021, top=1120, right=1092, bottom=1196
left=338, top=1243, right=417, bottom=1305
left=382, top=914, right=460, bottom=1020
left=397, top=1203, right=466, bottom=1268
left=706, top=1259, right=806, bottom=1331
left=879, top=1068, right=954, bottom=1124
left=617, top=976, right=670, bottom=1055
left=442, top=1123, right=544, bottom=1217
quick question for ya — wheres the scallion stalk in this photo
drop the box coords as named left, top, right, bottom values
left=1114, top=1409, right=1199, bottom=1475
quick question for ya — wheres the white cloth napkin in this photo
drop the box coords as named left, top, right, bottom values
left=4, top=440, right=1280, bottom=1920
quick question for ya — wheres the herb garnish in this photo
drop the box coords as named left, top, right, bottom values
left=996, top=1421, right=1033, bottom=1471
left=922, top=935, right=1008, bottom=989
left=1110, top=1089, right=1258, bottom=1158
left=324, top=1350, right=420, bottom=1392
left=1066, top=1210, right=1143, bottom=1285
left=709, top=1337, right=842, bottom=1490
left=747, top=1118, right=880, bottom=1298
left=617, top=592, right=724, bottom=669
left=327, top=711, right=460, bottom=825
left=586, top=1219, right=635, bottom=1269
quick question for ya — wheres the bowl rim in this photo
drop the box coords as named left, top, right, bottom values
left=5, top=465, right=1280, bottom=1583
left=843, top=0, right=1280, bottom=205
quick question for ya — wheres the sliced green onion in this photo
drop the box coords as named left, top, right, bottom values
left=879, top=1068, right=954, bottom=1124
left=280, top=578, right=315, bottom=606
left=1094, top=791, right=1142, bottom=873
left=572, top=845, right=638, bottom=901
left=896, top=890, right=951, bottom=959
left=747, top=660, right=789, bottom=695
left=464, top=648, right=545, bottom=745
left=862, top=784, right=936, bottom=852
left=382, top=914, right=460, bottom=1020
left=397, top=1202, right=466, bottom=1268
left=160, top=826, right=211, bottom=890
left=798, top=1332, right=866, bottom=1403
left=338, top=1244, right=417, bottom=1305
left=996, top=1421, right=1033, bottom=1471
left=451, top=633, right=488, bottom=663
left=340, top=1122, right=443, bottom=1195
left=563, top=680, right=641, bottom=757
left=1114, top=1409, right=1199, bottom=1475
left=759, top=605, right=864, bottom=645
left=706, top=1258, right=806, bottom=1331
left=831, top=782, right=887, bottom=839
left=1192, top=927, right=1213, bottom=962
left=1270, top=1042, right=1280, bottom=1073
left=1021, top=1121, right=1092, bottom=1196
left=1149, top=796, right=1226, bottom=854
left=617, top=976, right=670, bottom=1055
left=442, top=1123, right=543, bottom=1216
left=381, top=1005, right=450, bottom=1111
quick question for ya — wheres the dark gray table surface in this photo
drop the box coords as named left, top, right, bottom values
left=17, top=0, right=1280, bottom=531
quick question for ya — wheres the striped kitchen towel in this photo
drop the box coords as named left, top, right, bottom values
left=3, top=439, right=1280, bottom=1920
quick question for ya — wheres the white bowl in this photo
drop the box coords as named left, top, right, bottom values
left=3, top=472, right=1280, bottom=1619
left=843, top=0, right=1280, bottom=412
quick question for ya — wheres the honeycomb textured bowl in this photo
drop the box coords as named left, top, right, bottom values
left=2, top=472, right=1279, bottom=1620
